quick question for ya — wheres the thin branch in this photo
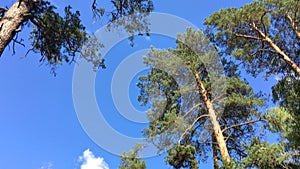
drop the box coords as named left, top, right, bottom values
left=233, top=32, right=263, bottom=41
left=260, top=11, right=268, bottom=38
left=224, top=130, right=233, bottom=143
left=92, top=0, right=97, bottom=10
left=22, top=48, right=35, bottom=59
left=260, top=11, right=268, bottom=56
left=211, top=93, right=227, bottom=103
left=182, top=102, right=205, bottom=118
left=177, top=114, right=209, bottom=145
left=250, top=48, right=277, bottom=57
left=286, top=14, right=300, bottom=38
left=12, top=33, right=25, bottom=55
left=221, top=119, right=261, bottom=133
left=29, top=17, right=46, bottom=29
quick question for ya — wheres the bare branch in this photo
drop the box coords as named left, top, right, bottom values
left=221, top=119, right=261, bottom=133
left=92, top=0, right=97, bottom=10
left=224, top=130, right=233, bottom=143
left=182, top=102, right=205, bottom=118
left=10, top=32, right=25, bottom=55
left=177, top=114, right=209, bottom=145
left=233, top=32, right=263, bottom=41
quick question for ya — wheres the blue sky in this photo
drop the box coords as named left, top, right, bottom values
left=0, top=0, right=279, bottom=169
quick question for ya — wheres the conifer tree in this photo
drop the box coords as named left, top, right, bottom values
left=137, top=28, right=265, bottom=168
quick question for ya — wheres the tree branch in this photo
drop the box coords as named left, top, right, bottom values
left=233, top=32, right=263, bottom=41
left=12, top=33, right=25, bottom=55
left=182, top=102, right=205, bottom=118
left=29, top=17, right=45, bottom=29
left=211, top=93, right=227, bottom=103
left=92, top=0, right=97, bottom=10
left=177, top=114, right=209, bottom=145
left=251, top=22, right=300, bottom=76
left=286, top=14, right=300, bottom=38
left=221, top=119, right=261, bottom=133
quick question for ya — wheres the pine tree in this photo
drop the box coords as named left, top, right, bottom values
left=205, top=0, right=300, bottom=167
left=137, top=28, right=265, bottom=168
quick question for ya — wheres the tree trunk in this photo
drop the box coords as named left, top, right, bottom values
left=212, top=134, right=219, bottom=169
left=194, top=71, right=231, bottom=163
left=0, top=0, right=38, bottom=57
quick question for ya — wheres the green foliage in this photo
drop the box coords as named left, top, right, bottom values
left=272, top=76, right=300, bottom=115
left=2, top=0, right=155, bottom=74
left=137, top=28, right=265, bottom=167
left=106, top=0, right=154, bottom=46
left=110, top=0, right=154, bottom=20
left=29, top=3, right=87, bottom=74
left=166, top=145, right=198, bottom=169
left=222, top=137, right=300, bottom=169
left=271, top=76, right=300, bottom=148
left=80, top=34, right=105, bottom=71
left=220, top=77, right=265, bottom=159
left=205, top=0, right=300, bottom=77
left=239, top=138, right=296, bottom=169
left=206, top=2, right=300, bottom=166
left=119, top=145, right=146, bottom=169
left=265, top=107, right=300, bottom=152
left=265, top=107, right=295, bottom=136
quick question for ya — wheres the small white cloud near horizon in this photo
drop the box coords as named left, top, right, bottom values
left=78, top=149, right=109, bottom=169
left=39, top=162, right=53, bottom=169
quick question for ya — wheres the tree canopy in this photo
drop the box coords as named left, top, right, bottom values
left=0, top=0, right=153, bottom=74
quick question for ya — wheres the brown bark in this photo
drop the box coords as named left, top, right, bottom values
left=212, top=134, right=219, bottom=169
left=0, top=0, right=39, bottom=57
left=194, top=71, right=231, bottom=163
left=251, top=22, right=300, bottom=76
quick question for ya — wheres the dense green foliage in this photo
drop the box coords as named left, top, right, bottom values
left=29, top=2, right=87, bottom=74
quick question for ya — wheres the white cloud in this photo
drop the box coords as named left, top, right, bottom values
left=79, top=149, right=109, bottom=169
left=39, top=162, right=53, bottom=169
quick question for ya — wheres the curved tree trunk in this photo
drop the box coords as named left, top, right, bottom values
left=0, top=0, right=38, bottom=57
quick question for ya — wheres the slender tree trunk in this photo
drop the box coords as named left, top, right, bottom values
left=212, top=134, right=219, bottom=169
left=0, top=0, right=38, bottom=57
left=194, top=71, right=231, bottom=163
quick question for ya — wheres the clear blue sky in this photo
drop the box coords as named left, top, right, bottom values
left=0, top=1, right=278, bottom=169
